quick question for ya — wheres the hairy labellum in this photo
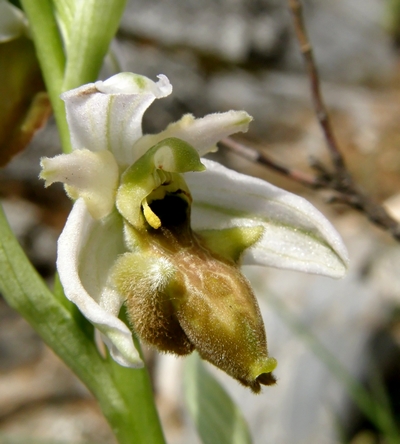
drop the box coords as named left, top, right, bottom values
left=113, top=192, right=277, bottom=393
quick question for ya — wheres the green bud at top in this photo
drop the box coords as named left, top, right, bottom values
left=111, top=137, right=276, bottom=392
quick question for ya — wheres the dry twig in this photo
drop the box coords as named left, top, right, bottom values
left=220, top=137, right=325, bottom=189
left=221, top=0, right=400, bottom=241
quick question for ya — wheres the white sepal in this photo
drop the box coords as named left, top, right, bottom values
left=57, top=199, right=143, bottom=368
left=61, top=73, right=173, bottom=168
left=186, top=159, right=349, bottom=278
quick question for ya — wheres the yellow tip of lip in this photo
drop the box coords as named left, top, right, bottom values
left=265, top=356, right=278, bottom=372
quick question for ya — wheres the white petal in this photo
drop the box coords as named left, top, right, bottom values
left=0, top=1, right=28, bottom=42
left=57, top=199, right=143, bottom=368
left=132, top=111, right=252, bottom=160
left=61, top=73, right=172, bottom=167
left=40, top=150, right=119, bottom=220
left=186, top=159, right=349, bottom=278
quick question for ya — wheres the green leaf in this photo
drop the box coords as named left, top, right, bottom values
left=0, top=203, right=166, bottom=444
left=62, top=0, right=128, bottom=90
left=184, top=353, right=252, bottom=444
left=52, top=0, right=76, bottom=47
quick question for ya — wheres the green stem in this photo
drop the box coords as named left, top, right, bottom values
left=107, top=352, right=166, bottom=444
left=268, top=292, right=400, bottom=444
left=0, top=204, right=165, bottom=444
left=20, top=0, right=72, bottom=153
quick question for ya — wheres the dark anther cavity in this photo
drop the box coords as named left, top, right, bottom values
left=149, top=193, right=188, bottom=227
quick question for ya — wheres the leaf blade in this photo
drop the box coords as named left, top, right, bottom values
left=184, top=353, right=252, bottom=444
left=62, top=0, right=128, bottom=90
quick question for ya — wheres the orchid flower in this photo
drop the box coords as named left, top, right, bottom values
left=40, top=72, right=348, bottom=392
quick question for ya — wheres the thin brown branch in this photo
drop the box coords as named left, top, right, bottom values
left=220, top=138, right=325, bottom=188
left=287, top=0, right=400, bottom=241
left=288, top=0, right=346, bottom=174
left=223, top=0, right=400, bottom=242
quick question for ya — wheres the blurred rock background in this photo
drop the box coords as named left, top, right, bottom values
left=1, top=0, right=400, bottom=443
